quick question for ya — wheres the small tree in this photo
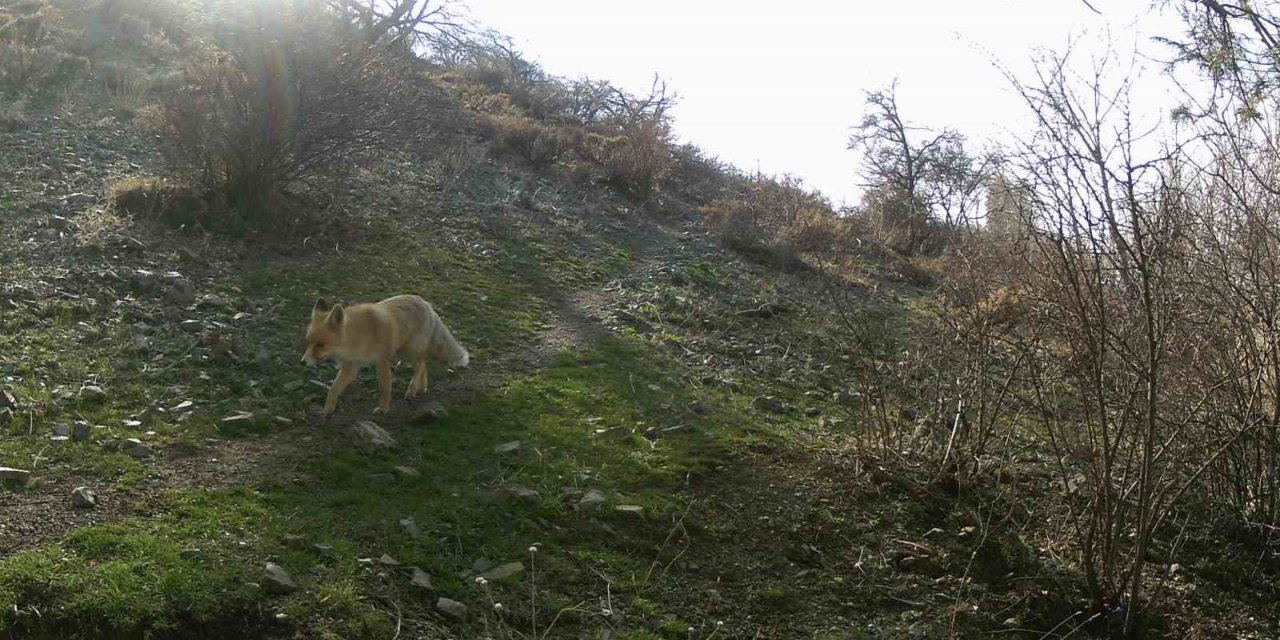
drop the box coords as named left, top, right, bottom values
left=849, top=82, right=992, bottom=254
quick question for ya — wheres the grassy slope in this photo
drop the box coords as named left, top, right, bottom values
left=3, top=20, right=1280, bottom=640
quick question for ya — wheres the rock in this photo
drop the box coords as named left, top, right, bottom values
left=379, top=554, right=399, bottom=566
left=198, top=294, right=226, bottom=308
left=179, top=319, right=203, bottom=333
left=352, top=421, right=396, bottom=449
left=494, top=440, right=523, bottom=455
left=63, top=192, right=96, bottom=207
left=470, top=559, right=495, bottom=574
left=819, top=417, right=847, bottom=430
left=752, top=396, right=787, bottom=414
left=130, top=269, right=158, bottom=292
left=593, top=426, right=633, bottom=441
left=804, top=407, right=821, bottom=417
left=124, top=438, right=153, bottom=458
left=221, top=409, right=253, bottom=424
left=79, top=385, right=106, bottom=402
left=413, top=402, right=448, bottom=423
left=165, top=278, right=196, bottom=306
left=399, top=517, right=423, bottom=539
left=53, top=424, right=71, bottom=437
left=480, top=561, right=524, bottom=582
left=0, top=390, right=16, bottom=408
left=492, top=485, right=540, bottom=505
left=309, top=543, right=334, bottom=558
left=410, top=567, right=437, bottom=595
left=0, top=467, right=31, bottom=485
left=262, top=563, right=298, bottom=595
left=71, top=421, right=92, bottom=442
left=577, top=488, right=607, bottom=512
left=436, top=597, right=467, bottom=621
left=71, top=486, right=97, bottom=508
left=615, top=505, right=645, bottom=518
left=179, top=548, right=204, bottom=560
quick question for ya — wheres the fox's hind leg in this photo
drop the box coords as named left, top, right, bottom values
left=373, top=358, right=393, bottom=413
left=405, top=358, right=428, bottom=399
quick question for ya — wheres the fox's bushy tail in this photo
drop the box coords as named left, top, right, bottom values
left=438, top=326, right=470, bottom=368
left=428, top=306, right=470, bottom=368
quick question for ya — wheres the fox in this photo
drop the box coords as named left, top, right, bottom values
left=301, top=294, right=469, bottom=417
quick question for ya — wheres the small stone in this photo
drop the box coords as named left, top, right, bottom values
left=470, top=558, right=495, bottom=574
left=492, top=485, right=540, bottom=505
left=124, top=438, right=153, bottom=458
left=615, top=505, right=645, bottom=518
left=222, top=411, right=254, bottom=425
left=481, top=561, right=524, bottom=582
left=179, top=319, right=203, bottom=333
left=804, top=407, right=821, bottom=417
left=413, top=402, right=448, bottom=423
left=198, top=294, right=226, bottom=308
left=577, top=488, right=607, bottom=512
left=63, top=192, right=96, bottom=207
left=352, top=421, right=396, bottom=449
left=379, top=553, right=399, bottom=566
left=436, top=597, right=467, bottom=621
left=53, top=424, right=71, bottom=437
left=751, top=396, right=787, bottom=414
left=166, top=278, right=196, bottom=306
left=71, top=486, right=97, bottom=508
left=410, top=567, right=437, bottom=595
left=179, top=548, right=203, bottom=560
left=130, top=269, right=158, bottom=292
left=262, top=563, right=298, bottom=595
left=79, top=385, right=106, bottom=402
left=400, top=517, right=423, bottom=539
left=494, top=440, right=523, bottom=455
left=310, top=543, right=334, bottom=558
left=0, top=467, right=32, bottom=485
left=71, top=422, right=92, bottom=442
left=593, top=426, right=633, bottom=440
left=393, top=465, right=419, bottom=478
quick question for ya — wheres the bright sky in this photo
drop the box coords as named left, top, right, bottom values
left=459, top=0, right=1188, bottom=206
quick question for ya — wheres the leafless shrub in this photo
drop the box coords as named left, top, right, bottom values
left=157, top=0, right=448, bottom=218
left=482, top=114, right=575, bottom=170
left=0, top=1, right=88, bottom=95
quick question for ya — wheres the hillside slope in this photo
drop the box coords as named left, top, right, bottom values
left=2, top=3, right=1280, bottom=640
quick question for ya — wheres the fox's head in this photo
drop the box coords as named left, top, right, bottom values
left=301, top=298, right=344, bottom=365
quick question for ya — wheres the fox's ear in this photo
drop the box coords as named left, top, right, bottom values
left=313, top=298, right=329, bottom=313
left=327, top=304, right=345, bottom=328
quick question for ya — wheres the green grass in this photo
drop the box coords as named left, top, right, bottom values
left=0, top=334, right=752, bottom=638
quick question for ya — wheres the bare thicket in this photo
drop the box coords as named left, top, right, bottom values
left=159, top=0, right=450, bottom=217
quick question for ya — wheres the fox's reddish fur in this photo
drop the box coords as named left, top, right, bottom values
left=302, top=294, right=469, bottom=416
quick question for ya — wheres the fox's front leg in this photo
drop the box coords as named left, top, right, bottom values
left=323, top=362, right=359, bottom=417
left=373, top=358, right=393, bottom=413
